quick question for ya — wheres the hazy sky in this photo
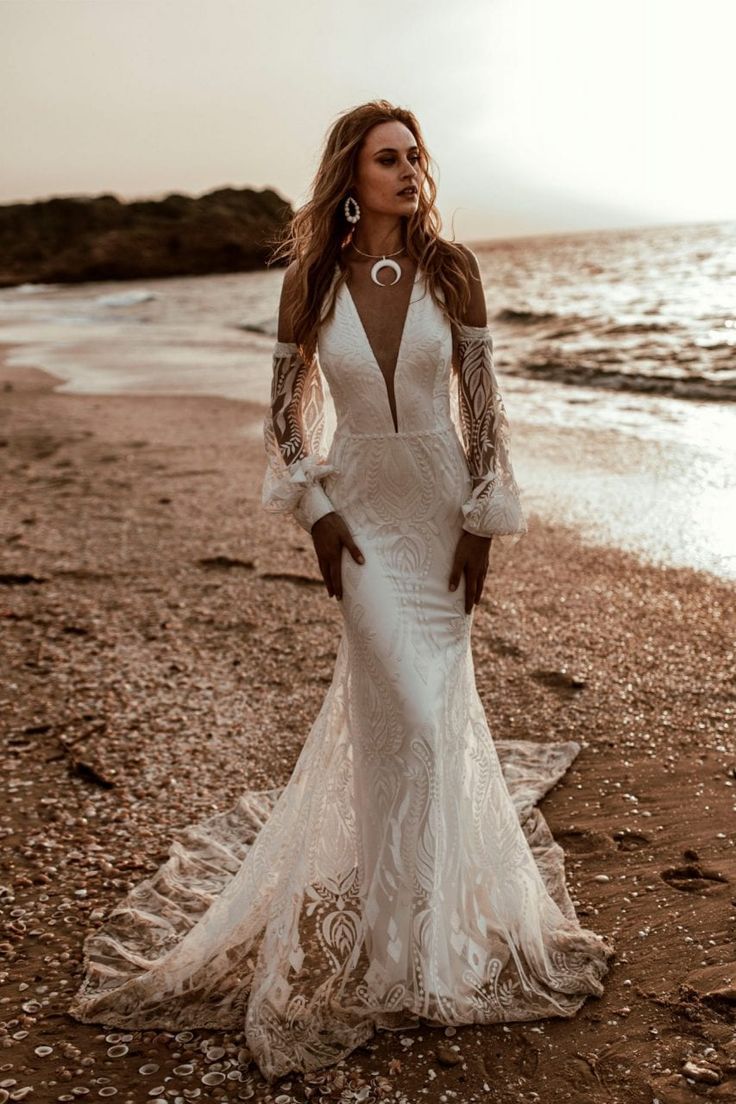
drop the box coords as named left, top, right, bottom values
left=1, top=0, right=734, bottom=242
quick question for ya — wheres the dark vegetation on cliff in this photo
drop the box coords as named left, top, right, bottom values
left=0, top=185, right=293, bottom=287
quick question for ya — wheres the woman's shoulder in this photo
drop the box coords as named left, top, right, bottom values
left=453, top=241, right=481, bottom=273
left=276, top=261, right=302, bottom=343
left=452, top=243, right=487, bottom=328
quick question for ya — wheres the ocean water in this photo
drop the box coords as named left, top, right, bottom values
left=0, top=219, right=734, bottom=580
left=477, top=220, right=736, bottom=403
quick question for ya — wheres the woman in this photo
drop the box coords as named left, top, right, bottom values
left=68, top=101, right=614, bottom=1084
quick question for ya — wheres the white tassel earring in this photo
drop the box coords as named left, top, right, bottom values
left=344, top=195, right=360, bottom=224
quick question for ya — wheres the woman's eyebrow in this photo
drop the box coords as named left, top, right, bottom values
left=374, top=145, right=420, bottom=154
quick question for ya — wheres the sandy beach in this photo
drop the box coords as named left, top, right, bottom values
left=1, top=361, right=735, bottom=1104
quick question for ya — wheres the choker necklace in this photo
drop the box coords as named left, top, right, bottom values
left=350, top=241, right=407, bottom=286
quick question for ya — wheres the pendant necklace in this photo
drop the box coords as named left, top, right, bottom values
left=350, top=241, right=406, bottom=286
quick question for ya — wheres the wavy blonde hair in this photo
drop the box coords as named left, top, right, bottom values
left=267, top=99, right=477, bottom=363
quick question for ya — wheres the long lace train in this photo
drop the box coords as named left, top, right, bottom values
left=68, top=634, right=613, bottom=1082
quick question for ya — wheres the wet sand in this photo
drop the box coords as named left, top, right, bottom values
left=1, top=363, right=735, bottom=1104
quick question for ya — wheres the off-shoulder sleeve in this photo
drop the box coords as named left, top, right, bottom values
left=261, top=340, right=338, bottom=533
left=454, top=322, right=527, bottom=543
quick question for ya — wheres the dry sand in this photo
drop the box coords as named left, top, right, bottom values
left=1, top=360, right=735, bottom=1104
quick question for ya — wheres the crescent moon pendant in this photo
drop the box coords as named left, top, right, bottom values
left=370, top=257, right=402, bottom=286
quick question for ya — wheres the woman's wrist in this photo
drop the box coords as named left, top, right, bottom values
left=311, top=510, right=338, bottom=534
left=461, top=526, right=493, bottom=542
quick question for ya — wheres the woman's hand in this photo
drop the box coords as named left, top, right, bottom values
left=311, top=511, right=364, bottom=600
left=449, top=530, right=492, bottom=613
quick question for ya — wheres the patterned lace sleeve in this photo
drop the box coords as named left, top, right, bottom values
left=455, top=322, right=527, bottom=544
left=261, top=340, right=339, bottom=534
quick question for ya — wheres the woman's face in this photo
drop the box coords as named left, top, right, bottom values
left=352, top=120, right=423, bottom=217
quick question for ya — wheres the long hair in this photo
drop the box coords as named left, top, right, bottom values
left=267, top=99, right=477, bottom=364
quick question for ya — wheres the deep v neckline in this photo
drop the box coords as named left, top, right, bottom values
left=338, top=262, right=420, bottom=434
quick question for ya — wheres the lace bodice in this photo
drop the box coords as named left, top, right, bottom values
left=262, top=265, right=527, bottom=544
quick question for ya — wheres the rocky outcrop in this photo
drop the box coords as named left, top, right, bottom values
left=0, top=186, right=292, bottom=287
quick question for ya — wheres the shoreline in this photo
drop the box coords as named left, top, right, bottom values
left=2, top=341, right=735, bottom=584
left=1, top=368, right=735, bottom=1102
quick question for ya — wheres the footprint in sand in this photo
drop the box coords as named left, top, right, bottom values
left=0, top=572, right=47, bottom=585
left=260, top=571, right=322, bottom=588
left=488, top=634, right=525, bottom=659
left=530, top=668, right=587, bottom=695
left=555, top=828, right=616, bottom=854
left=612, top=828, right=651, bottom=851
left=556, top=828, right=653, bottom=854
left=661, top=862, right=730, bottom=894
left=197, top=556, right=254, bottom=571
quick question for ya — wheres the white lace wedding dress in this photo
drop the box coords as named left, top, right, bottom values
left=68, top=262, right=614, bottom=1083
